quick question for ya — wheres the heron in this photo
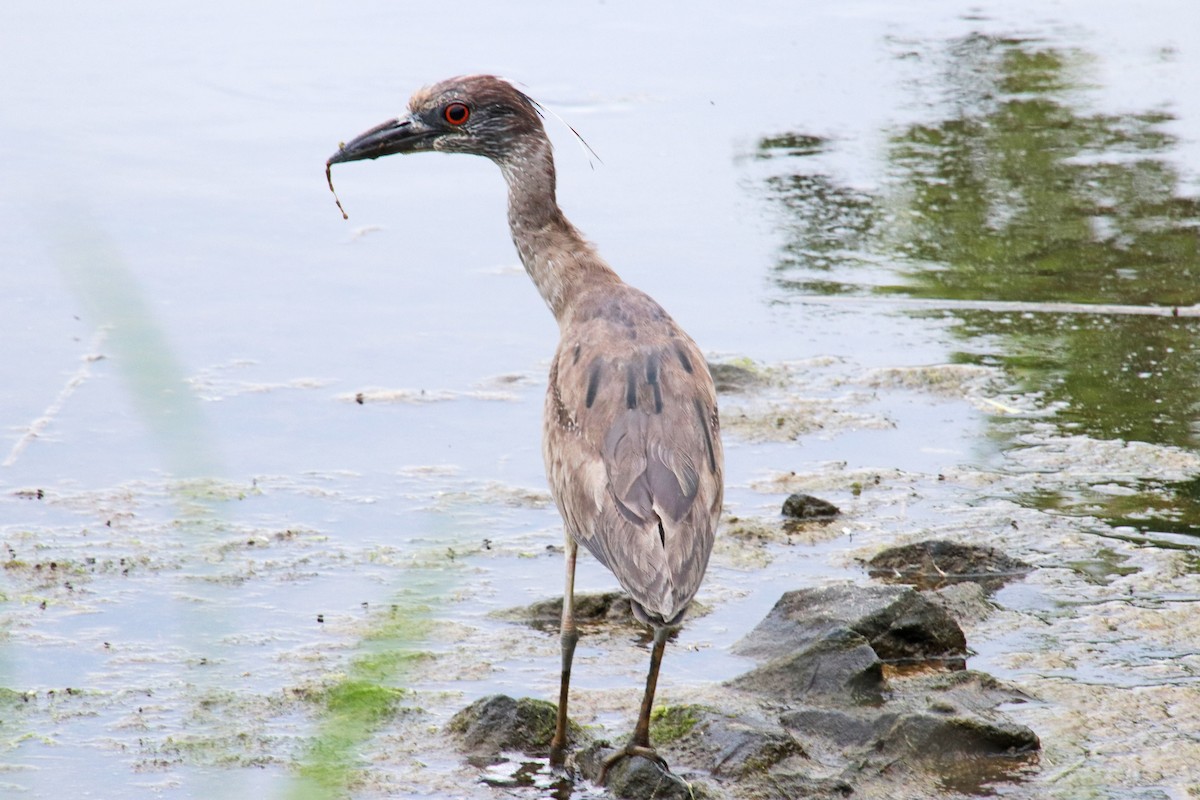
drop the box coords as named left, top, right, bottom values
left=326, top=75, right=723, bottom=782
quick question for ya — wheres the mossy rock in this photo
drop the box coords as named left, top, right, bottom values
left=650, top=704, right=711, bottom=745
left=447, top=694, right=587, bottom=761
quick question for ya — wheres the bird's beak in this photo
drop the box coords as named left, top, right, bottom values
left=326, top=115, right=437, bottom=166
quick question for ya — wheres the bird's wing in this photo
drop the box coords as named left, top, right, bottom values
left=544, top=299, right=723, bottom=625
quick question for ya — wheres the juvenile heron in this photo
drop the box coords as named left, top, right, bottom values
left=327, top=75, right=723, bottom=781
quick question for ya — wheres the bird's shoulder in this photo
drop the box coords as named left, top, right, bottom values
left=549, top=284, right=716, bottom=425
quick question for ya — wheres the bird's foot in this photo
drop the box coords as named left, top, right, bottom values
left=596, top=743, right=669, bottom=786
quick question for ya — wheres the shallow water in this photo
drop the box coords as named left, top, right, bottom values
left=2, top=2, right=1199, bottom=798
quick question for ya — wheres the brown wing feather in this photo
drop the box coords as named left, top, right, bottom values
left=543, top=285, right=723, bottom=625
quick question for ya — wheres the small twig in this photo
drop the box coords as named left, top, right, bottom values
left=4, top=327, right=108, bottom=467
left=327, top=161, right=349, bottom=220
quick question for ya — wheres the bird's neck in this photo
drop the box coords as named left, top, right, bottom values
left=498, top=138, right=620, bottom=323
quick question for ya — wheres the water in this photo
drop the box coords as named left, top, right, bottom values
left=2, top=2, right=1199, bottom=798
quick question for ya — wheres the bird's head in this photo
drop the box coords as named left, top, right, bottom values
left=326, top=75, right=546, bottom=167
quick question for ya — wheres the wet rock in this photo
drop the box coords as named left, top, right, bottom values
left=930, top=580, right=994, bottom=626
left=876, top=712, right=1040, bottom=759
left=500, top=591, right=710, bottom=633
left=750, top=772, right=855, bottom=799
left=851, top=709, right=1041, bottom=795
left=446, top=694, right=585, bottom=764
left=781, top=493, right=840, bottom=522
left=783, top=706, right=886, bottom=749
left=716, top=586, right=1037, bottom=798
left=733, top=584, right=966, bottom=667
left=850, top=587, right=967, bottom=664
left=459, top=585, right=1036, bottom=800
left=776, top=670, right=1039, bottom=795
left=655, top=706, right=805, bottom=779
left=867, top=539, right=1031, bottom=593
left=575, top=742, right=702, bottom=800
left=499, top=591, right=634, bottom=631
left=896, top=669, right=1036, bottom=718
left=728, top=628, right=885, bottom=704
left=708, top=360, right=766, bottom=394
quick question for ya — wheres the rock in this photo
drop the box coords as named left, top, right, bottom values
left=446, top=694, right=584, bottom=764
left=654, top=706, right=805, bottom=779
left=498, top=591, right=635, bottom=632
left=892, top=669, right=1035, bottom=718
left=779, top=707, right=896, bottom=751
left=752, top=772, right=855, bottom=799
left=931, top=580, right=994, bottom=626
left=728, top=628, right=884, bottom=705
left=781, top=493, right=840, bottom=522
left=849, top=586, right=967, bottom=664
left=867, top=539, right=1031, bottom=594
left=500, top=591, right=710, bottom=633
left=721, top=586, right=1036, bottom=797
left=777, top=670, right=1039, bottom=794
left=708, top=361, right=766, bottom=394
left=575, top=742, right=702, bottom=800
left=456, top=584, right=1037, bottom=800
left=733, top=585, right=966, bottom=667
left=877, top=713, right=1040, bottom=759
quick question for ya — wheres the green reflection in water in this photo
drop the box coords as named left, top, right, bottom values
left=48, top=216, right=223, bottom=484
left=884, top=38, right=1198, bottom=307
left=287, top=596, right=434, bottom=800
left=758, top=32, right=1200, bottom=534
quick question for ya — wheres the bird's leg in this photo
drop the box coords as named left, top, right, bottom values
left=549, top=536, right=579, bottom=767
left=597, top=624, right=672, bottom=785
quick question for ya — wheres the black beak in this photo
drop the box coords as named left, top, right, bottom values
left=326, top=115, right=436, bottom=166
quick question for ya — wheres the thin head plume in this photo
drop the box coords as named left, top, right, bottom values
left=534, top=97, right=603, bottom=170
left=502, top=77, right=603, bottom=171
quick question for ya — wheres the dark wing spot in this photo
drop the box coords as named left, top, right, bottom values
left=625, top=364, right=638, bottom=410
left=694, top=398, right=717, bottom=473
left=572, top=343, right=582, bottom=365
left=585, top=360, right=603, bottom=408
left=646, top=355, right=663, bottom=414
left=675, top=344, right=694, bottom=374
left=657, top=518, right=666, bottom=548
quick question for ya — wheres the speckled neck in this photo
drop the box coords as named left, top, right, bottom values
left=497, top=137, right=619, bottom=323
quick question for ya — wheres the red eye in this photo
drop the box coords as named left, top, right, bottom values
left=444, top=102, right=470, bottom=125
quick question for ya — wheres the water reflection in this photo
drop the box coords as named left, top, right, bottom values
left=886, top=38, right=1197, bottom=307
left=759, top=32, right=1200, bottom=533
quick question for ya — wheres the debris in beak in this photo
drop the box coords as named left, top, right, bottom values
left=326, top=158, right=349, bottom=220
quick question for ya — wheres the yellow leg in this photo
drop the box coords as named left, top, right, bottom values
left=597, top=624, right=672, bottom=785
left=549, top=537, right=579, bottom=766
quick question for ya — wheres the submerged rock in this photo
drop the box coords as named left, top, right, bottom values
left=781, top=493, right=841, bottom=522
left=867, top=539, right=1031, bottom=593
left=498, top=591, right=710, bottom=633
left=708, top=360, right=768, bottom=394
left=512, top=591, right=635, bottom=631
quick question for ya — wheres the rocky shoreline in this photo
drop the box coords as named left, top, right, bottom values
left=448, top=533, right=1039, bottom=798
